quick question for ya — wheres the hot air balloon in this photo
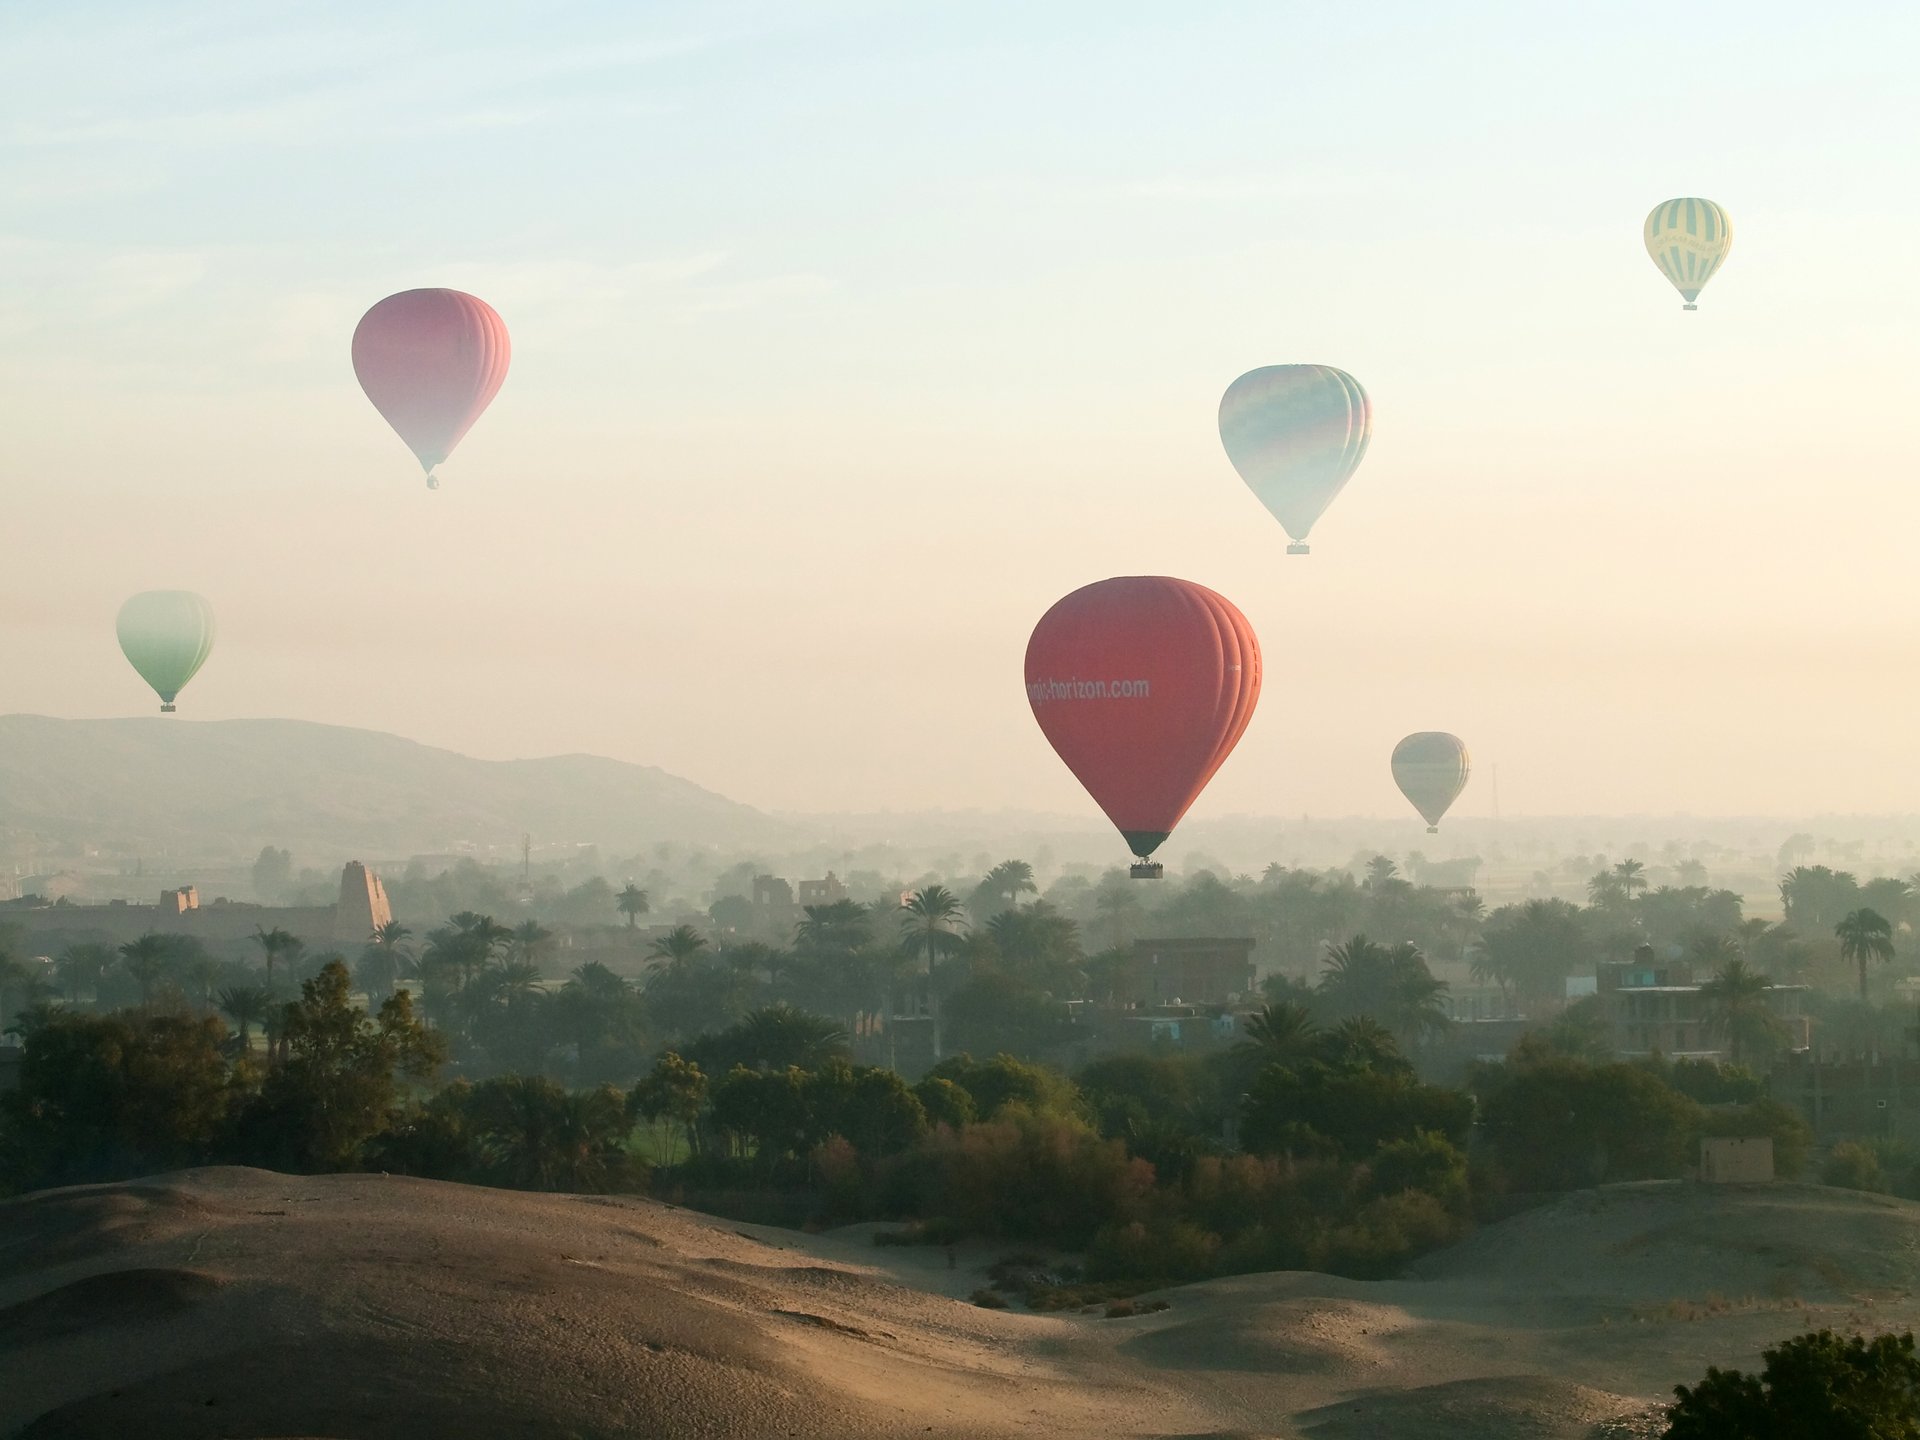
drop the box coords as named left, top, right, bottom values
left=1026, top=576, right=1261, bottom=877
left=1391, top=732, right=1470, bottom=833
left=117, top=591, right=215, bottom=713
left=1219, top=365, right=1371, bottom=554
left=1644, top=199, right=1732, bottom=310
left=352, top=288, right=510, bottom=489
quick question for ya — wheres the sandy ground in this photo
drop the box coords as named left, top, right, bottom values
left=6, top=1171, right=1920, bottom=1439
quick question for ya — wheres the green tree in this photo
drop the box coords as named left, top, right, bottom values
left=116, top=934, right=172, bottom=1009
left=1836, top=908, right=1896, bottom=1001
left=630, top=1051, right=708, bottom=1159
left=466, top=1075, right=633, bottom=1192
left=0, top=1010, right=234, bottom=1189
left=1665, top=1328, right=1920, bottom=1439
left=616, top=883, right=650, bottom=928
left=237, top=960, right=444, bottom=1171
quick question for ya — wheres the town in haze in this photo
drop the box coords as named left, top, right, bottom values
left=6, top=3, right=1920, bottom=1438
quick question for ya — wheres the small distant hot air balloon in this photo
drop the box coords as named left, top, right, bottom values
left=1219, top=365, right=1371, bottom=554
left=1026, top=576, right=1262, bottom=877
left=352, top=288, right=510, bottom=489
left=1644, top=199, right=1732, bottom=310
left=117, top=591, right=216, bottom=713
left=1391, top=732, right=1470, bottom=833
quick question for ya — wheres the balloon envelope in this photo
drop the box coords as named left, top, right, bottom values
left=1644, top=199, right=1732, bottom=309
left=352, top=289, right=510, bottom=481
left=1025, top=576, right=1261, bottom=858
left=117, top=591, right=215, bottom=712
left=1391, top=732, right=1470, bottom=832
left=1218, top=365, right=1371, bottom=552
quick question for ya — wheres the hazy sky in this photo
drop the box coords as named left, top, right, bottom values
left=4, top=1, right=1918, bottom=826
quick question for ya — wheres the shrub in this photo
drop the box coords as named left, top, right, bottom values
left=914, top=1108, right=1153, bottom=1247
left=1367, top=1130, right=1469, bottom=1208
left=1822, top=1141, right=1889, bottom=1194
left=970, top=1288, right=1009, bottom=1309
left=1084, top=1219, right=1220, bottom=1285
left=1665, top=1328, right=1920, bottom=1438
left=1317, top=1189, right=1464, bottom=1279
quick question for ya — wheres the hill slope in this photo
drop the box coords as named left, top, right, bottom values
left=10, top=1171, right=1920, bottom=1439
left=0, top=715, right=792, bottom=862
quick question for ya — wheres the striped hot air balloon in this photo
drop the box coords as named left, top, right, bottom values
left=1218, top=365, right=1371, bottom=554
left=1391, top=732, right=1470, bottom=833
left=352, top=288, right=510, bottom=489
left=1644, top=199, right=1732, bottom=311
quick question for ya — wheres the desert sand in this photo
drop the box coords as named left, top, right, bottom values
left=6, top=1169, right=1920, bottom=1439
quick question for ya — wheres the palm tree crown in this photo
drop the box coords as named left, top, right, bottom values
left=1836, top=908, right=1896, bottom=1001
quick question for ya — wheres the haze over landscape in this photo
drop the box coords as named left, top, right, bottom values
left=4, top=2, right=1919, bottom=819
left=11, top=4, right=1920, bottom=1439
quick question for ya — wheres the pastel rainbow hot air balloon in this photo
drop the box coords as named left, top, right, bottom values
left=117, top=590, right=216, bottom=713
left=1026, top=576, right=1261, bottom=877
left=1219, top=365, right=1371, bottom=554
left=1391, top=732, right=1470, bottom=833
left=1644, top=199, right=1732, bottom=310
left=352, top=288, right=510, bottom=489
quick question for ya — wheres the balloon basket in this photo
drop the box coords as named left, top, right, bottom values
left=1427, top=825, right=1438, bottom=834
left=425, top=474, right=440, bottom=490
left=1129, top=861, right=1165, bottom=880
left=1286, top=542, right=1310, bottom=555
left=160, top=704, right=176, bottom=713
left=1682, top=303, right=1698, bottom=311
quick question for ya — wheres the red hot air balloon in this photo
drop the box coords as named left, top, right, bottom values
left=1026, top=576, right=1261, bottom=878
left=352, top=288, right=510, bottom=489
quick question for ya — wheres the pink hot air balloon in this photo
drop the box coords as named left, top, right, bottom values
left=352, top=289, right=510, bottom=489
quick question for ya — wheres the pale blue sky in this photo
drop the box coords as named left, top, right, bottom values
left=3, top=1, right=1918, bottom=825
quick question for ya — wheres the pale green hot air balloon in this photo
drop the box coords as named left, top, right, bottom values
left=1644, top=198, right=1732, bottom=310
left=1219, top=365, right=1372, bottom=554
left=117, top=591, right=216, bottom=713
left=1391, top=732, right=1470, bottom=833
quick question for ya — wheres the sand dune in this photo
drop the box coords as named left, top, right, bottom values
left=5, top=1171, right=1920, bottom=1438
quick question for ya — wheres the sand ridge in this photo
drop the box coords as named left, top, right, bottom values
left=5, top=1170, right=1920, bottom=1438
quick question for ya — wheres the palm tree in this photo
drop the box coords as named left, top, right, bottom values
left=357, top=919, right=414, bottom=1005
left=897, top=885, right=966, bottom=1065
left=118, top=934, right=170, bottom=1008
left=216, top=984, right=273, bottom=1050
left=469, top=1075, right=631, bottom=1191
left=1092, top=872, right=1142, bottom=950
left=53, top=942, right=114, bottom=1005
left=899, top=885, right=967, bottom=976
left=1836, top=908, right=1896, bottom=1001
left=973, top=860, right=1037, bottom=917
left=1316, top=935, right=1450, bottom=1047
left=648, top=924, right=709, bottom=967
left=1613, top=858, right=1648, bottom=900
left=793, top=899, right=870, bottom=954
left=1363, top=855, right=1398, bottom=887
left=1697, top=960, right=1780, bottom=1067
left=1238, top=999, right=1316, bottom=1061
left=722, top=1003, right=848, bottom=1071
left=510, top=920, right=553, bottom=968
left=252, top=925, right=302, bottom=991
left=616, top=883, right=650, bottom=929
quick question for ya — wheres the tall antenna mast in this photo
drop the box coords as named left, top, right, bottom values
left=522, top=832, right=530, bottom=882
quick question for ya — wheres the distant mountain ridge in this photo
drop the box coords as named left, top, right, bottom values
left=0, top=715, right=792, bottom=863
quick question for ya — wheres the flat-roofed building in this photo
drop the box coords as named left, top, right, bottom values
left=1119, top=938, right=1256, bottom=1006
